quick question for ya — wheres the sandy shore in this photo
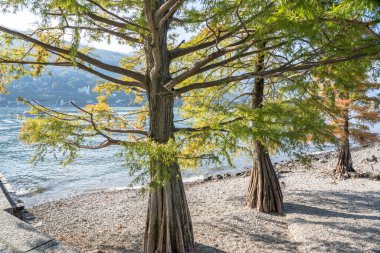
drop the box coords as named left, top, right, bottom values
left=28, top=144, right=380, bottom=253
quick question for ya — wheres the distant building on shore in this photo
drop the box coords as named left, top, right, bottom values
left=77, top=85, right=90, bottom=95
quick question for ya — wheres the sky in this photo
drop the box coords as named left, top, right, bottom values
left=0, top=12, right=134, bottom=53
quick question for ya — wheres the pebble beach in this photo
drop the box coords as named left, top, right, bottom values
left=28, top=144, right=380, bottom=253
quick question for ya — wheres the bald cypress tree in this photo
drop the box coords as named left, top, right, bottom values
left=0, top=0, right=379, bottom=251
left=311, top=61, right=380, bottom=178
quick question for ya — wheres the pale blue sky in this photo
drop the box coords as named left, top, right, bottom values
left=0, top=10, right=195, bottom=55
left=0, top=11, right=134, bottom=53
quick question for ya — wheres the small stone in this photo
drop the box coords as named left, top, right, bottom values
left=204, top=176, right=212, bottom=182
left=366, top=155, right=378, bottom=163
left=33, top=222, right=44, bottom=228
left=213, top=174, right=223, bottom=180
left=223, top=173, right=231, bottom=178
left=368, top=174, right=380, bottom=181
left=363, top=172, right=372, bottom=178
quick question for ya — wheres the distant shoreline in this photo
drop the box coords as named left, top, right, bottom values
left=16, top=142, right=377, bottom=207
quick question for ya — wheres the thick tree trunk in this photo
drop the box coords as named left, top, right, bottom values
left=144, top=93, right=194, bottom=253
left=247, top=142, right=284, bottom=214
left=334, top=109, right=355, bottom=177
left=246, top=43, right=283, bottom=214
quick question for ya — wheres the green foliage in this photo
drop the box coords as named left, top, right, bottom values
left=1, top=0, right=378, bottom=189
left=20, top=115, right=82, bottom=165
left=121, top=139, right=179, bottom=190
left=180, top=80, right=334, bottom=163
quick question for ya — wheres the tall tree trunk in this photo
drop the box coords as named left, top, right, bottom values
left=334, top=108, right=355, bottom=177
left=143, top=1, right=194, bottom=251
left=246, top=44, right=283, bottom=214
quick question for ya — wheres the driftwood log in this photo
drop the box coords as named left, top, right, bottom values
left=0, top=172, right=24, bottom=220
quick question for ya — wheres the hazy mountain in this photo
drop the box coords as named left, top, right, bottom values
left=0, top=48, right=138, bottom=107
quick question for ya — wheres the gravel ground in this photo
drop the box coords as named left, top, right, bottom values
left=0, top=242, right=12, bottom=253
left=28, top=144, right=380, bottom=253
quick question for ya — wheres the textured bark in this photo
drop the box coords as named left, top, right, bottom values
left=334, top=109, right=355, bottom=177
left=246, top=43, right=283, bottom=214
left=144, top=163, right=194, bottom=253
left=247, top=142, right=284, bottom=214
left=143, top=1, right=194, bottom=252
left=144, top=89, right=194, bottom=253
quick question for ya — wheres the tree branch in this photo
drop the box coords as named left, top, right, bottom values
left=169, top=30, right=237, bottom=59
left=76, top=140, right=121, bottom=149
left=74, top=62, right=144, bottom=90
left=158, top=0, right=183, bottom=28
left=174, top=117, right=243, bottom=132
left=155, top=0, right=179, bottom=20
left=168, top=41, right=286, bottom=90
left=165, top=36, right=254, bottom=90
left=176, top=51, right=380, bottom=94
left=103, top=127, right=148, bottom=136
left=85, top=0, right=148, bottom=32
left=0, top=60, right=72, bottom=66
left=0, top=25, right=145, bottom=82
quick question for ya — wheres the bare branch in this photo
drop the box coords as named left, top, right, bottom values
left=0, top=60, right=72, bottom=66
left=158, top=0, right=183, bottom=28
left=103, top=128, right=148, bottom=136
left=76, top=140, right=121, bottom=149
left=155, top=0, right=178, bottom=20
left=169, top=2, right=275, bottom=59
left=85, top=0, right=148, bottom=32
left=74, top=62, right=144, bottom=90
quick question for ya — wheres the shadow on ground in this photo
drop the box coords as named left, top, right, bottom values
left=287, top=190, right=380, bottom=213
left=196, top=243, right=228, bottom=253
left=285, top=190, right=380, bottom=252
left=93, top=242, right=226, bottom=253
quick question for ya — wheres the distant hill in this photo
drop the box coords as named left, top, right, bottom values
left=0, top=48, right=138, bottom=107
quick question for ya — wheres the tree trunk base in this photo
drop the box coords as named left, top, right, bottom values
left=144, top=165, right=194, bottom=253
left=334, top=164, right=356, bottom=179
left=247, top=142, right=283, bottom=214
left=334, top=142, right=355, bottom=179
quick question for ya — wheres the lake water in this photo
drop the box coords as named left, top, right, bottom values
left=0, top=107, right=255, bottom=206
left=1, top=106, right=379, bottom=207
